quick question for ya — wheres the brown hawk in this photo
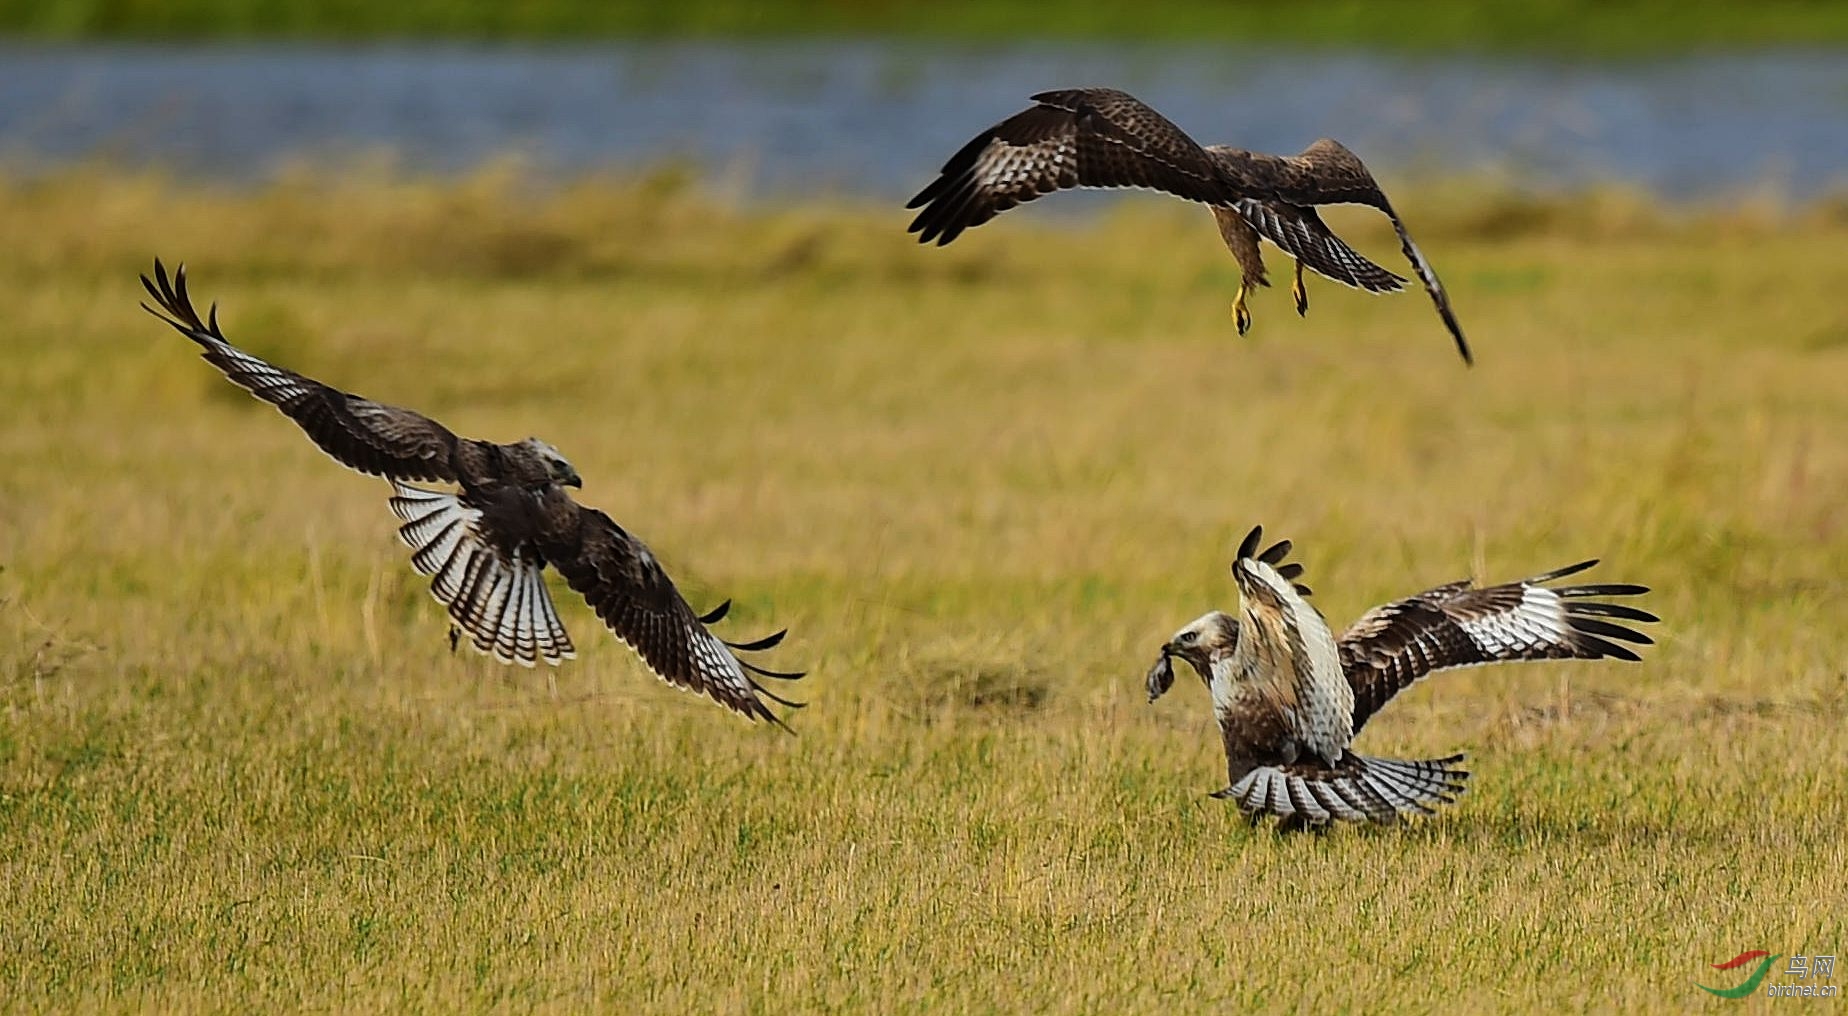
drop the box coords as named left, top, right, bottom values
left=141, top=260, right=803, bottom=727
left=1148, top=526, right=1657, bottom=826
left=906, top=88, right=1471, bottom=363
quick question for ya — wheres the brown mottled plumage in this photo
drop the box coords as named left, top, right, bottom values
left=1151, top=527, right=1657, bottom=827
left=907, top=88, right=1470, bottom=363
left=141, top=260, right=803, bottom=727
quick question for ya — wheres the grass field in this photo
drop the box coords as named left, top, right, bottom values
left=0, top=169, right=1844, bottom=1011
left=7, top=0, right=1848, bottom=51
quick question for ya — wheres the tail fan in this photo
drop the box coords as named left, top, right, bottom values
left=1219, top=752, right=1470, bottom=825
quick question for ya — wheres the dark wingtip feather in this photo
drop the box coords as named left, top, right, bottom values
left=1553, top=583, right=1651, bottom=598
left=740, top=659, right=805, bottom=681
left=1568, top=616, right=1655, bottom=646
left=1449, top=316, right=1473, bottom=366
left=1236, top=525, right=1263, bottom=561
left=1276, top=563, right=1304, bottom=581
left=724, top=628, right=788, bottom=653
left=1527, top=559, right=1599, bottom=585
left=747, top=679, right=807, bottom=710
left=1259, top=539, right=1293, bottom=566
left=697, top=599, right=732, bottom=625
left=1566, top=601, right=1660, bottom=624
left=1572, top=633, right=1643, bottom=662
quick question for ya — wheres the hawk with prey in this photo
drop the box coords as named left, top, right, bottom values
left=1148, top=527, right=1657, bottom=826
left=141, top=260, right=803, bottom=727
left=906, top=88, right=1471, bottom=363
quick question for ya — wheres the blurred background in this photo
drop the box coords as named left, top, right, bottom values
left=3, top=4, right=1846, bottom=1011
left=2, top=0, right=1845, bottom=200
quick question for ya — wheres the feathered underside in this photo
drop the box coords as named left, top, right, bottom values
left=903, top=90, right=1395, bottom=292
left=904, top=89, right=1472, bottom=363
left=1341, top=559, right=1658, bottom=731
left=145, top=259, right=805, bottom=728
left=389, top=482, right=577, bottom=667
left=1226, top=525, right=1353, bottom=766
left=542, top=505, right=806, bottom=730
left=1220, top=751, right=1470, bottom=826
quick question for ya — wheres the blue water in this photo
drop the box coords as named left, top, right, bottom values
left=2, top=41, right=1844, bottom=199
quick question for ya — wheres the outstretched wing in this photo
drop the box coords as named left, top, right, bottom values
left=1341, top=560, right=1658, bottom=731
left=905, top=88, right=1228, bottom=246
left=542, top=503, right=803, bottom=727
left=141, top=259, right=464, bottom=482
left=1218, top=139, right=1471, bottom=364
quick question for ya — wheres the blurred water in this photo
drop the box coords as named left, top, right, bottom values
left=1, top=41, right=1844, bottom=199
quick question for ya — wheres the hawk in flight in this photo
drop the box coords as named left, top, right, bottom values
left=141, top=260, right=803, bottom=727
left=1147, top=526, right=1657, bottom=827
left=906, top=88, right=1471, bottom=363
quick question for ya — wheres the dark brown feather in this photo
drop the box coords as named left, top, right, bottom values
left=538, top=502, right=804, bottom=728
left=906, top=92, right=1470, bottom=361
left=1341, top=562, right=1656, bottom=731
left=141, top=259, right=463, bottom=483
left=907, top=88, right=1226, bottom=246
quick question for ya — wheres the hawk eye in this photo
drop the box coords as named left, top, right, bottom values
left=1180, top=631, right=1198, bottom=645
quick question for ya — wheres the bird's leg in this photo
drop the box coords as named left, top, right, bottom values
left=1275, top=813, right=1317, bottom=835
left=1232, top=280, right=1253, bottom=336
left=1291, top=259, right=1309, bottom=317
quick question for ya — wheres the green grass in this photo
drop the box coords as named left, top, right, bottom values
left=1, top=168, right=1845, bottom=1010
left=6, top=0, right=1848, bottom=52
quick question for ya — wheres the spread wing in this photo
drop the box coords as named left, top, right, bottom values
left=905, top=88, right=1230, bottom=246
left=1340, top=560, right=1658, bottom=731
left=1218, top=139, right=1471, bottom=363
left=542, top=504, right=803, bottom=727
left=141, top=259, right=463, bottom=483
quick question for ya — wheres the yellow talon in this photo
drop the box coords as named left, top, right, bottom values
left=1291, top=261, right=1309, bottom=317
left=1233, top=283, right=1253, bottom=336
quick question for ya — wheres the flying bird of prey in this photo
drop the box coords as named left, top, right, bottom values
left=906, top=88, right=1471, bottom=363
left=1147, top=526, right=1657, bottom=827
left=140, top=260, right=803, bottom=727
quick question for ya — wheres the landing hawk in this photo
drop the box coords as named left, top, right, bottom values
left=141, top=260, right=803, bottom=727
left=906, top=88, right=1471, bottom=363
left=1147, top=526, right=1657, bottom=826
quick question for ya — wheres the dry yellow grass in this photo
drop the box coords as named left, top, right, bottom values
left=1, top=169, right=1844, bottom=1011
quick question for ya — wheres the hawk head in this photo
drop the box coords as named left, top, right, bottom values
left=513, top=437, right=582, bottom=490
left=1148, top=610, right=1239, bottom=702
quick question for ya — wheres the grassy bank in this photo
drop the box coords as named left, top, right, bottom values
left=5, top=0, right=1848, bottom=52
left=1, top=170, right=1844, bottom=1010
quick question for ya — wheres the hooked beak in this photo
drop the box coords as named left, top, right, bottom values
left=562, top=469, right=583, bottom=488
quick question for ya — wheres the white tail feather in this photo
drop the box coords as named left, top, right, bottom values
left=1228, top=754, right=1469, bottom=826
left=387, top=482, right=574, bottom=666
